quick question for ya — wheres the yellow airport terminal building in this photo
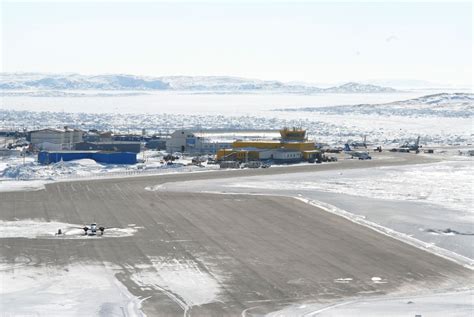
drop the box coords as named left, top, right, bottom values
left=216, top=127, right=320, bottom=162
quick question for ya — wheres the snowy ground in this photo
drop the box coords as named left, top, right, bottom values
left=0, top=217, right=145, bottom=315
left=0, top=153, right=196, bottom=180
left=226, top=158, right=473, bottom=213
left=0, top=179, right=47, bottom=192
left=0, top=152, right=220, bottom=192
left=0, top=261, right=145, bottom=317
left=0, top=255, right=224, bottom=317
left=266, top=289, right=473, bottom=317
left=130, top=256, right=225, bottom=314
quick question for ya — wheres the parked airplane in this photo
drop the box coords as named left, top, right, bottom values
left=344, top=144, right=372, bottom=160
left=82, top=223, right=106, bottom=235
left=347, top=136, right=368, bottom=149
left=390, top=136, right=421, bottom=153
left=55, top=223, right=107, bottom=236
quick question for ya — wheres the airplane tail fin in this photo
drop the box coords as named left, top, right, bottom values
left=344, top=144, right=351, bottom=152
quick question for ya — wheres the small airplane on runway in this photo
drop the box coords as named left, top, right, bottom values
left=55, top=223, right=109, bottom=237
left=82, top=223, right=106, bottom=236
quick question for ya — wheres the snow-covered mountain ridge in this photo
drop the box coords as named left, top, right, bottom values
left=385, top=93, right=473, bottom=106
left=275, top=93, right=474, bottom=118
left=0, top=73, right=170, bottom=91
left=0, top=73, right=397, bottom=93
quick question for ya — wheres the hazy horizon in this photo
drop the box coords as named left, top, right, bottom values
left=2, top=1, right=472, bottom=87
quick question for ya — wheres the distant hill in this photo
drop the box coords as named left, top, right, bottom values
left=385, top=93, right=474, bottom=106
left=322, top=82, right=397, bottom=93
left=0, top=73, right=397, bottom=94
left=364, top=79, right=468, bottom=90
left=0, top=73, right=170, bottom=90
left=274, top=93, right=474, bottom=118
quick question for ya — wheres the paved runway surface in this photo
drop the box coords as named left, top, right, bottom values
left=1, top=154, right=472, bottom=316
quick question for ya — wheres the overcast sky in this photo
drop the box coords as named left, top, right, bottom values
left=1, top=1, right=472, bottom=86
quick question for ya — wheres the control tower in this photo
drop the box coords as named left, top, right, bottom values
left=280, top=127, right=306, bottom=142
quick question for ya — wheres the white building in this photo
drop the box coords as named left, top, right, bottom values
left=272, top=149, right=303, bottom=162
left=235, top=148, right=302, bottom=162
left=166, top=130, right=232, bottom=154
left=30, top=128, right=84, bottom=151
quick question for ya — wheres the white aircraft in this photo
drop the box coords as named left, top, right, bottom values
left=54, top=223, right=112, bottom=237
left=344, top=144, right=372, bottom=160
left=82, top=223, right=106, bottom=235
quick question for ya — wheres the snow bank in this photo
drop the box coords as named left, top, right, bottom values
left=0, top=154, right=219, bottom=190
left=296, top=197, right=473, bottom=270
left=0, top=180, right=47, bottom=192
left=1, top=158, right=115, bottom=180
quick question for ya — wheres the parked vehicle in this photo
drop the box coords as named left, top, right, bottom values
left=219, top=161, right=241, bottom=169
left=242, top=161, right=262, bottom=168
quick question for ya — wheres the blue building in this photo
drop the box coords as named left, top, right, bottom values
left=74, top=141, right=142, bottom=153
left=38, top=151, right=137, bottom=165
